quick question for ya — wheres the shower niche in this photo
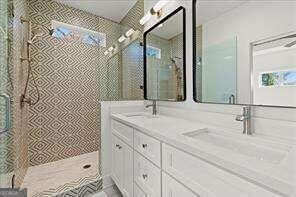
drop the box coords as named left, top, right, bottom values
left=144, top=6, right=186, bottom=102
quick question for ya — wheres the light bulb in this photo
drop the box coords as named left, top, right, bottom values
left=153, top=0, right=169, bottom=13
left=118, top=35, right=126, bottom=43
left=108, top=46, right=114, bottom=52
left=125, top=28, right=135, bottom=37
left=157, top=23, right=163, bottom=28
left=140, top=12, right=152, bottom=25
left=104, top=51, right=109, bottom=56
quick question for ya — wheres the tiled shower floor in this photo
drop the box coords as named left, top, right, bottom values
left=21, top=151, right=100, bottom=197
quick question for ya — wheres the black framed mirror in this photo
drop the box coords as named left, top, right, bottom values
left=193, top=0, right=296, bottom=108
left=144, top=6, right=186, bottom=101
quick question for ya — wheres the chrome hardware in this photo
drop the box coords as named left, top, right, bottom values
left=115, top=144, right=122, bottom=149
left=145, top=100, right=157, bottom=116
left=142, top=144, right=148, bottom=149
left=236, top=106, right=252, bottom=135
left=0, top=94, right=11, bottom=134
left=142, top=174, right=148, bottom=180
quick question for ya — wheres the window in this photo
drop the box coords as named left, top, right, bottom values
left=51, top=20, right=106, bottom=47
left=260, top=70, right=296, bottom=87
left=146, top=45, right=161, bottom=59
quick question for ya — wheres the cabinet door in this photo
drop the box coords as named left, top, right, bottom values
left=122, top=144, right=133, bottom=197
left=111, top=134, right=124, bottom=188
left=162, top=172, right=199, bottom=197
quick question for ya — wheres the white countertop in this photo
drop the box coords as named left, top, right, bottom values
left=111, top=112, right=296, bottom=197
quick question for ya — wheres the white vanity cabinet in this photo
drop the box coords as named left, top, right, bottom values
left=110, top=118, right=282, bottom=197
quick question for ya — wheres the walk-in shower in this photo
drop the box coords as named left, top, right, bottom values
left=0, top=0, right=144, bottom=196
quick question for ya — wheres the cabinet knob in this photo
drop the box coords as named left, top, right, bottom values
left=142, top=174, right=148, bottom=180
left=115, top=144, right=122, bottom=149
left=142, top=144, right=148, bottom=149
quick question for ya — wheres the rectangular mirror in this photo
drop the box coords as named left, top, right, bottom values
left=144, top=6, right=186, bottom=101
left=193, top=0, right=296, bottom=107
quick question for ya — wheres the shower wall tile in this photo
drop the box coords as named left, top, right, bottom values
left=27, top=0, right=122, bottom=166
left=120, top=0, right=144, bottom=35
left=120, top=0, right=145, bottom=100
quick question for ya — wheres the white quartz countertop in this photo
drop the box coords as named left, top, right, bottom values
left=111, top=112, right=296, bottom=197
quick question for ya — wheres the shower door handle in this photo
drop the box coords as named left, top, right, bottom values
left=0, top=94, right=11, bottom=134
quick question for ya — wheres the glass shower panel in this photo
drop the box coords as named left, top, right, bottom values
left=121, top=40, right=143, bottom=100
left=0, top=0, right=13, bottom=188
left=106, top=54, right=121, bottom=100
left=202, top=37, right=237, bottom=103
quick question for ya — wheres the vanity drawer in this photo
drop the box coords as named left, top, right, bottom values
left=111, top=119, right=133, bottom=146
left=134, top=130, right=161, bottom=167
left=162, top=144, right=281, bottom=197
left=134, top=151, right=161, bottom=197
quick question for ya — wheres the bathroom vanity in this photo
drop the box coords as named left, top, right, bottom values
left=109, top=112, right=295, bottom=197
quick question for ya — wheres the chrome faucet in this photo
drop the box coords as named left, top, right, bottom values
left=146, top=100, right=157, bottom=116
left=236, top=106, right=252, bottom=135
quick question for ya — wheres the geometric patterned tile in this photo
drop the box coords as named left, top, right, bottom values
left=27, top=0, right=117, bottom=166
left=27, top=0, right=145, bottom=167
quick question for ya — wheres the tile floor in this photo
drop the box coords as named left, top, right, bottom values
left=21, top=151, right=100, bottom=197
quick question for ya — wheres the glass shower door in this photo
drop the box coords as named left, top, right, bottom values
left=0, top=0, right=13, bottom=188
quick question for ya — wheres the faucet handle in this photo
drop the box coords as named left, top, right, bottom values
left=242, top=106, right=251, bottom=116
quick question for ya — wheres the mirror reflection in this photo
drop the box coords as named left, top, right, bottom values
left=145, top=7, right=185, bottom=101
left=194, top=0, right=296, bottom=107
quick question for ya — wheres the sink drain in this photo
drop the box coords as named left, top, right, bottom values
left=83, top=164, right=91, bottom=169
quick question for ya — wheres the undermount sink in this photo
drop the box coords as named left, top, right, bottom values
left=183, top=129, right=289, bottom=164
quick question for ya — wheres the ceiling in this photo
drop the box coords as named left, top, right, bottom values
left=54, top=0, right=137, bottom=22
left=197, top=0, right=249, bottom=25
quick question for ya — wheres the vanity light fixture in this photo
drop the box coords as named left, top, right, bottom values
left=118, top=28, right=135, bottom=43
left=140, top=0, right=169, bottom=25
left=125, top=28, right=135, bottom=37
left=118, top=35, right=126, bottom=43
left=153, top=0, right=169, bottom=13
left=108, top=46, right=114, bottom=52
